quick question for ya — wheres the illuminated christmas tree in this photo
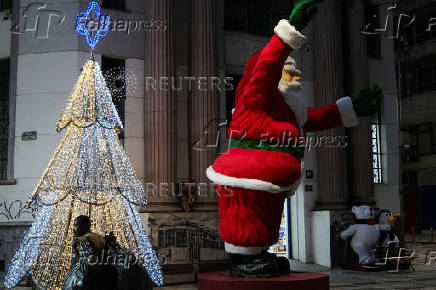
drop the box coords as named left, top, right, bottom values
left=4, top=2, right=162, bottom=289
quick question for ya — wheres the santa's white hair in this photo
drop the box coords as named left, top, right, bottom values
left=278, top=56, right=308, bottom=127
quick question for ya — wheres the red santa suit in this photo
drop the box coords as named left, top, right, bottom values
left=206, top=20, right=358, bottom=255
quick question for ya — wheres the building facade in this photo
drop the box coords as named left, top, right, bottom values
left=399, top=0, right=436, bottom=234
left=0, top=0, right=400, bottom=284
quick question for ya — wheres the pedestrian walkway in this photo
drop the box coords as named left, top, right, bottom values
left=154, top=242, right=436, bottom=290
left=3, top=243, right=435, bottom=290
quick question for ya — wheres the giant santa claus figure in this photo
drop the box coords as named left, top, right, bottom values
left=206, top=0, right=383, bottom=278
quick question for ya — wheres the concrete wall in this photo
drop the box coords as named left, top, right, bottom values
left=311, top=210, right=331, bottom=267
left=0, top=0, right=147, bottom=223
left=15, top=0, right=145, bottom=57
left=125, top=57, right=145, bottom=183
left=0, top=51, right=89, bottom=223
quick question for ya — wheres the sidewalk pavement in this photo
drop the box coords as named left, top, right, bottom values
left=3, top=243, right=435, bottom=290
left=156, top=242, right=436, bottom=290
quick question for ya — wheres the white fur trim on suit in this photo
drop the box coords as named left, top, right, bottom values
left=336, top=97, right=359, bottom=128
left=274, top=19, right=306, bottom=50
left=278, top=79, right=308, bottom=128
left=225, top=243, right=262, bottom=255
left=206, top=166, right=300, bottom=194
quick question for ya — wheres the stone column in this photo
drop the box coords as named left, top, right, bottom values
left=313, top=0, right=349, bottom=209
left=143, top=0, right=179, bottom=212
left=345, top=0, right=376, bottom=206
left=190, top=0, right=219, bottom=210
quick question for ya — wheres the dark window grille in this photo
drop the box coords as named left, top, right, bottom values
left=175, top=229, right=187, bottom=247
left=371, top=113, right=383, bottom=184
left=165, top=229, right=175, bottom=246
left=0, top=58, right=10, bottom=180
left=101, top=56, right=126, bottom=144
left=102, top=0, right=125, bottom=11
left=158, top=230, right=164, bottom=247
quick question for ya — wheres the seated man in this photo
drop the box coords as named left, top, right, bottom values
left=64, top=215, right=118, bottom=290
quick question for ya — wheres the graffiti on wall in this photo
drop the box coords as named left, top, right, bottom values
left=0, top=200, right=38, bottom=220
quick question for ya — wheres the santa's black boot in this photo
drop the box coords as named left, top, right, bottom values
left=229, top=253, right=280, bottom=278
left=261, top=251, right=291, bottom=275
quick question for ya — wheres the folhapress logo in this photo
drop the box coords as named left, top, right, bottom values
left=11, top=3, right=65, bottom=38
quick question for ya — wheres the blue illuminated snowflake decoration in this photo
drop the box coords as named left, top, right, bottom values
left=76, top=1, right=111, bottom=49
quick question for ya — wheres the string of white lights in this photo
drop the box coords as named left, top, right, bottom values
left=4, top=205, right=55, bottom=288
left=4, top=59, right=163, bottom=289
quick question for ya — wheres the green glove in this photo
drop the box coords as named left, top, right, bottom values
left=351, top=84, right=384, bottom=117
left=289, top=0, right=322, bottom=32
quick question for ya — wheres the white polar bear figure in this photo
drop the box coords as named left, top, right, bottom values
left=340, top=205, right=381, bottom=265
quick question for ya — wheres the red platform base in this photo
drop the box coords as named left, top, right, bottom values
left=198, top=270, right=329, bottom=290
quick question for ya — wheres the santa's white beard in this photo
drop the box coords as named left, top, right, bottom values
left=278, top=79, right=308, bottom=127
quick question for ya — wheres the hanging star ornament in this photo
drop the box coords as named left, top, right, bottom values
left=76, top=1, right=111, bottom=49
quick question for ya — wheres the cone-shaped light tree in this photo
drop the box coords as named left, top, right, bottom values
left=4, top=2, right=162, bottom=289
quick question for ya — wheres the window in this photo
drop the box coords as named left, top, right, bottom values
left=417, top=123, right=432, bottom=155
left=101, top=56, right=126, bottom=143
left=224, top=0, right=289, bottom=37
left=402, top=2, right=436, bottom=46
left=364, top=4, right=381, bottom=58
left=0, top=0, right=11, bottom=11
left=432, top=122, right=436, bottom=153
left=401, top=55, right=436, bottom=97
left=0, top=59, right=10, bottom=180
left=102, top=0, right=125, bottom=11
left=402, top=171, right=417, bottom=186
left=371, top=113, right=383, bottom=184
left=406, top=123, right=436, bottom=157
